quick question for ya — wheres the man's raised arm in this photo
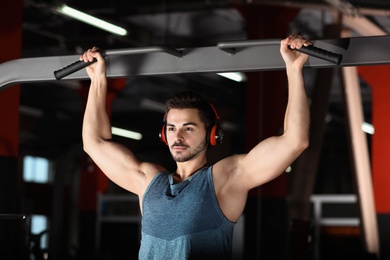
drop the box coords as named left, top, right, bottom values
left=81, top=47, right=163, bottom=196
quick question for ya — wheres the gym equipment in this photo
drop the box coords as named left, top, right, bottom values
left=54, top=46, right=183, bottom=80
left=53, top=39, right=342, bottom=80
left=4, top=35, right=390, bottom=91
left=0, top=213, right=26, bottom=220
left=0, top=34, right=386, bottom=259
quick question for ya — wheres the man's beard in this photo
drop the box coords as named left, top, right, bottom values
left=171, top=140, right=207, bottom=162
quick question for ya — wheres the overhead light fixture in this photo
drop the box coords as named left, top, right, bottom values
left=217, top=72, right=246, bottom=82
left=140, top=99, right=165, bottom=113
left=56, top=4, right=128, bottom=36
left=20, top=105, right=43, bottom=118
left=111, top=127, right=142, bottom=140
left=362, top=122, right=374, bottom=135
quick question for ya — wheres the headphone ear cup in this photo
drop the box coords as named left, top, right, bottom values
left=159, top=124, right=168, bottom=145
left=208, top=124, right=224, bottom=146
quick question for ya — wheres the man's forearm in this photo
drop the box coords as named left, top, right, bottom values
left=284, top=65, right=310, bottom=147
left=82, top=76, right=112, bottom=147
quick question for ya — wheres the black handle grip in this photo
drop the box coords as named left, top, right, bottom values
left=293, top=45, right=342, bottom=65
left=54, top=58, right=97, bottom=80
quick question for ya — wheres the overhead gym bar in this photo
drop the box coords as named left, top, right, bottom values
left=0, top=35, right=389, bottom=89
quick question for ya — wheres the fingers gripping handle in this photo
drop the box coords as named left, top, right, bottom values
left=293, top=45, right=342, bottom=65
left=54, top=59, right=97, bottom=80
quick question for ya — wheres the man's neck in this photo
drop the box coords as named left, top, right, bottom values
left=174, top=159, right=207, bottom=182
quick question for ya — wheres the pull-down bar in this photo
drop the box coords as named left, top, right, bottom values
left=54, top=39, right=341, bottom=80
left=0, top=35, right=389, bottom=90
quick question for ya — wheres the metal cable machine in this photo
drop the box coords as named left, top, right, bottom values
left=1, top=35, right=388, bottom=258
left=4, top=35, right=389, bottom=89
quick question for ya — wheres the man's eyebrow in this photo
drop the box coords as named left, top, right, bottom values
left=166, top=122, right=198, bottom=127
left=183, top=122, right=198, bottom=126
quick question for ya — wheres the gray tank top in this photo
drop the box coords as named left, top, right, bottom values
left=139, top=166, right=235, bottom=260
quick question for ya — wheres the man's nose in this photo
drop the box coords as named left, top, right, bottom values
left=174, top=129, right=184, bottom=141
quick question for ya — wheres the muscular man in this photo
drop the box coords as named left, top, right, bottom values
left=81, top=34, right=311, bottom=259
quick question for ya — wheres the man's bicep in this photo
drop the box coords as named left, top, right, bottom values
left=238, top=136, right=298, bottom=190
left=86, top=140, right=149, bottom=194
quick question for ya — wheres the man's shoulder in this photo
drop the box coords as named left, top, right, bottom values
left=213, top=154, right=245, bottom=173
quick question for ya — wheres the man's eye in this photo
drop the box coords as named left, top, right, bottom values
left=167, top=127, right=175, bottom=131
left=185, top=127, right=193, bottom=131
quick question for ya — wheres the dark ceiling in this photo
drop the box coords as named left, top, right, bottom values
left=17, top=0, right=390, bottom=173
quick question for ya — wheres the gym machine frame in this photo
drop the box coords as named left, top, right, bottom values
left=1, top=35, right=388, bottom=258
left=0, top=35, right=389, bottom=89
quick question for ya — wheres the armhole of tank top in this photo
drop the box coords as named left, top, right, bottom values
left=141, top=171, right=168, bottom=212
left=208, top=166, right=236, bottom=225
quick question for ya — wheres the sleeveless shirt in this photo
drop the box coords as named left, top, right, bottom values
left=139, top=166, right=235, bottom=260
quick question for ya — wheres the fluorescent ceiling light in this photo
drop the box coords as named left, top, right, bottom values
left=111, top=127, right=142, bottom=140
left=217, top=72, right=246, bottom=82
left=20, top=105, right=43, bottom=118
left=57, top=4, right=128, bottom=36
left=362, top=122, right=374, bottom=135
left=140, top=99, right=165, bottom=113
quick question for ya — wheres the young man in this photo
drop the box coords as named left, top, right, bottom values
left=81, top=34, right=310, bottom=259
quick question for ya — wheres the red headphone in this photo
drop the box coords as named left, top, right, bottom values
left=159, top=103, right=224, bottom=146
